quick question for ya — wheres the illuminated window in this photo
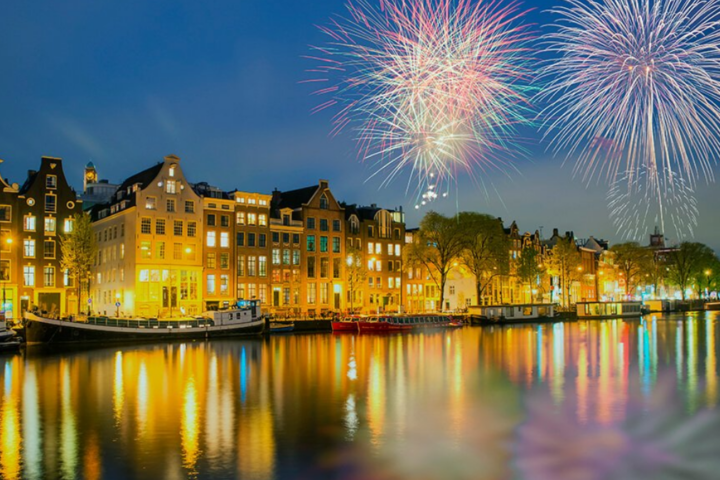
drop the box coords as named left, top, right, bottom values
left=44, top=217, right=56, bottom=234
left=388, top=244, right=393, bottom=256
left=156, top=242, right=165, bottom=259
left=64, top=218, right=74, bottom=233
left=375, top=243, right=381, bottom=255
left=320, top=258, right=328, bottom=278
left=259, top=214, right=267, bottom=226
left=220, top=253, right=229, bottom=269
left=24, top=215, right=36, bottom=232
left=248, top=213, right=257, bottom=226
left=320, top=283, right=329, bottom=304
left=237, top=256, right=245, bottom=276
left=140, top=241, right=151, bottom=259
left=307, top=283, right=317, bottom=304
left=139, top=270, right=149, bottom=282
left=258, top=256, right=267, bottom=277
left=207, top=274, right=216, bottom=294
left=23, top=266, right=35, bottom=286
left=293, top=250, right=300, bottom=265
left=23, top=239, right=35, bottom=258
left=395, top=244, right=401, bottom=256
left=206, top=231, right=216, bottom=247
left=220, top=232, right=229, bottom=248
left=236, top=212, right=245, bottom=225
left=145, top=197, right=157, bottom=210
left=283, top=249, right=290, bottom=265
left=44, top=266, right=55, bottom=287
left=248, top=256, right=256, bottom=276
left=166, top=180, right=177, bottom=194
left=120, top=244, right=125, bottom=259
left=272, top=249, right=281, bottom=265
left=207, top=253, right=216, bottom=269
left=368, top=242, right=373, bottom=254
left=220, top=275, right=229, bottom=294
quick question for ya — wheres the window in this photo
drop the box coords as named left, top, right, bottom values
left=375, top=243, right=382, bottom=255
left=45, top=194, right=56, bottom=213
left=238, top=256, right=245, bottom=276
left=282, top=233, right=290, bottom=244
left=166, top=199, right=176, bottom=213
left=272, top=249, right=281, bottom=265
left=320, top=283, right=329, bottom=304
left=388, top=244, right=393, bottom=256
left=121, top=224, right=125, bottom=237
left=259, top=214, right=267, bottom=226
left=146, top=197, right=157, bottom=210
left=395, top=244, right=401, bottom=256
left=320, top=258, right=328, bottom=278
left=185, top=201, right=195, bottom=213
left=320, top=236, right=328, bottom=253
left=140, top=241, right=151, bottom=259
left=121, top=244, right=125, bottom=259
left=248, top=197, right=257, bottom=205
left=236, top=212, right=245, bottom=225
left=220, top=232, right=229, bottom=248
left=283, top=249, right=290, bottom=265
left=333, top=258, right=341, bottom=278
left=319, top=194, right=329, bottom=209
left=23, top=266, right=35, bottom=287
left=248, top=233, right=256, bottom=248
left=174, top=221, right=183, bottom=236
left=44, top=266, right=55, bottom=287
left=293, top=234, right=300, bottom=245
left=259, top=234, right=266, bottom=248
left=389, top=278, right=395, bottom=289
left=64, top=218, right=74, bottom=233
left=220, top=253, right=229, bottom=269
left=0, top=206, right=10, bottom=223
left=174, top=243, right=182, bottom=260
left=367, top=226, right=374, bottom=238
left=24, top=215, right=36, bottom=232
left=207, top=253, right=217, bottom=269
left=207, top=231, right=216, bottom=247
left=368, top=242, right=374, bottom=255
left=293, top=250, right=300, bottom=265
left=320, top=219, right=328, bottom=231
left=156, top=219, right=166, bottom=235
left=376, top=260, right=382, bottom=272
left=259, top=256, right=267, bottom=277
left=333, top=237, right=341, bottom=253
left=186, top=222, right=196, bottom=238
left=237, top=232, right=245, bottom=247
left=248, top=256, right=257, bottom=276
left=208, top=214, right=216, bottom=227
left=141, top=218, right=151, bottom=234
left=156, top=242, right=165, bottom=259
left=23, top=239, right=35, bottom=258
left=449, top=285, right=456, bottom=295
left=221, top=215, right=229, bottom=227
left=166, top=180, right=176, bottom=194
left=333, top=220, right=341, bottom=232
left=272, top=232, right=280, bottom=244
left=248, top=213, right=257, bottom=226
left=46, top=175, right=57, bottom=189
left=220, top=275, right=229, bottom=294
left=308, top=283, right=317, bottom=304
left=44, top=240, right=56, bottom=259
left=307, top=257, right=316, bottom=278
left=307, top=217, right=316, bottom=230
left=368, top=260, right=375, bottom=271
left=207, top=275, right=216, bottom=295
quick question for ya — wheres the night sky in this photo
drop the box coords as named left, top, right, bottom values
left=0, top=0, right=718, bottom=251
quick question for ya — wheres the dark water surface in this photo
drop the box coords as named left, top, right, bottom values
left=1, top=312, right=720, bottom=480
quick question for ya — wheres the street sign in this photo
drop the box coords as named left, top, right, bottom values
left=115, top=302, right=121, bottom=307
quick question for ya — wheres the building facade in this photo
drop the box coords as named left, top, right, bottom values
left=90, top=155, right=204, bottom=317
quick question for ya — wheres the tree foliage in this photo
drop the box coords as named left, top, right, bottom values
left=517, top=246, right=545, bottom=302
left=666, top=242, right=717, bottom=300
left=546, top=236, right=581, bottom=308
left=60, top=213, right=97, bottom=314
left=456, top=212, right=509, bottom=304
left=611, top=242, right=653, bottom=295
left=345, top=245, right=368, bottom=313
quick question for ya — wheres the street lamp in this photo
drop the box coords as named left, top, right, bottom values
left=1, top=237, right=12, bottom=320
left=115, top=292, right=121, bottom=317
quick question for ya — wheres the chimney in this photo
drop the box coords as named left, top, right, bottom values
left=319, top=179, right=329, bottom=189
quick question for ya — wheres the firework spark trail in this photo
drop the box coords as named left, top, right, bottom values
left=608, top=167, right=698, bottom=241
left=305, top=0, right=536, bottom=196
left=539, top=0, right=720, bottom=236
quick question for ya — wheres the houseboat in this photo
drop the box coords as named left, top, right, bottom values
left=356, top=314, right=451, bottom=333
left=706, top=302, right=720, bottom=311
left=331, top=316, right=364, bottom=332
left=23, top=300, right=266, bottom=345
left=467, top=304, right=556, bottom=325
left=576, top=301, right=643, bottom=319
left=0, top=318, right=17, bottom=343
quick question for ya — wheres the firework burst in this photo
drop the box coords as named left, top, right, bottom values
left=539, top=0, right=720, bottom=235
left=305, top=0, right=536, bottom=195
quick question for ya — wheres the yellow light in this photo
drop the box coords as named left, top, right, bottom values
left=185, top=247, right=192, bottom=254
left=5, top=238, right=12, bottom=245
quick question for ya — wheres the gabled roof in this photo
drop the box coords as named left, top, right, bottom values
left=272, top=185, right=318, bottom=210
left=118, top=163, right=164, bottom=192
left=18, top=170, right=39, bottom=195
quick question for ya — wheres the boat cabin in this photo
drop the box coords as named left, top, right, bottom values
left=576, top=301, right=643, bottom=319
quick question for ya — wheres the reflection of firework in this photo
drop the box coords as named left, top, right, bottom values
left=306, top=0, right=535, bottom=193
left=608, top=168, right=698, bottom=241
left=539, top=0, right=720, bottom=186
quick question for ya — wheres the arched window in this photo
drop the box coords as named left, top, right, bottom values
left=349, top=215, right=359, bottom=235
left=319, top=194, right=329, bottom=210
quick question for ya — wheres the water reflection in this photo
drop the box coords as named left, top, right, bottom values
left=0, top=312, right=716, bottom=479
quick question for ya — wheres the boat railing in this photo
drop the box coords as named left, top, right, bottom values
left=64, top=316, right=216, bottom=329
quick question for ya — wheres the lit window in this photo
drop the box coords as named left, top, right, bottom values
left=395, top=244, right=401, bottom=256
left=236, top=212, right=245, bottom=225
left=258, top=256, right=267, bottom=277
left=368, top=242, right=373, bottom=254
left=166, top=180, right=176, bottom=194
left=24, top=215, right=36, bottom=232
left=375, top=243, right=381, bottom=255
left=156, top=242, right=165, bottom=259
left=23, top=239, right=35, bottom=258
left=140, top=241, right=151, bottom=259
left=248, top=213, right=257, bottom=226
left=207, top=231, right=216, bottom=247
left=207, top=253, right=216, bottom=269
left=220, top=232, right=229, bottom=248
left=23, top=266, right=35, bottom=286
left=207, top=275, right=216, bottom=294
left=44, top=217, right=56, bottom=234
left=259, top=214, right=267, bottom=226
left=220, top=275, right=229, bottom=294
left=139, top=270, right=149, bottom=282
left=145, top=197, right=157, bottom=210
left=44, top=266, right=55, bottom=287
left=64, top=218, right=74, bottom=233
left=169, top=166, right=176, bottom=177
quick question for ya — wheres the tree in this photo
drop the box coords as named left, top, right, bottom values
left=404, top=212, right=464, bottom=312
left=345, top=246, right=367, bottom=314
left=60, top=213, right=98, bottom=315
left=455, top=213, right=509, bottom=305
left=546, top=236, right=581, bottom=308
left=517, top=246, right=545, bottom=303
left=666, top=242, right=717, bottom=300
left=611, top=242, right=653, bottom=296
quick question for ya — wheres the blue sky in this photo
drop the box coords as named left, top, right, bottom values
left=0, top=0, right=718, bottom=250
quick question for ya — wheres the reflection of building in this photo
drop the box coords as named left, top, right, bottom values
left=90, top=155, right=203, bottom=317
left=271, top=181, right=345, bottom=316
left=345, top=204, right=405, bottom=313
left=16, top=157, right=84, bottom=316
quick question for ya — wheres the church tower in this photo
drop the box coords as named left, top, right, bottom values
left=84, top=162, right=97, bottom=193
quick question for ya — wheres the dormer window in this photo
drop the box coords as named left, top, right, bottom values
left=166, top=180, right=177, bottom=194
left=319, top=194, right=329, bottom=210
left=169, top=165, right=176, bottom=177
left=46, top=175, right=57, bottom=189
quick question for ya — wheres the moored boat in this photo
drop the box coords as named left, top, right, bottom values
left=576, top=301, right=643, bottom=319
left=269, top=322, right=294, bottom=334
left=23, top=300, right=266, bottom=345
left=331, top=316, right=362, bottom=332
left=357, top=314, right=451, bottom=333
left=0, top=318, right=17, bottom=343
left=467, top=304, right=556, bottom=325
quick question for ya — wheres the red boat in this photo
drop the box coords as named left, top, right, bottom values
left=356, top=317, right=390, bottom=332
left=356, top=314, right=452, bottom=333
left=331, top=316, right=361, bottom=332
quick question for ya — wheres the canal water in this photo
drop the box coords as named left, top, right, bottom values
left=1, top=312, right=719, bottom=480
